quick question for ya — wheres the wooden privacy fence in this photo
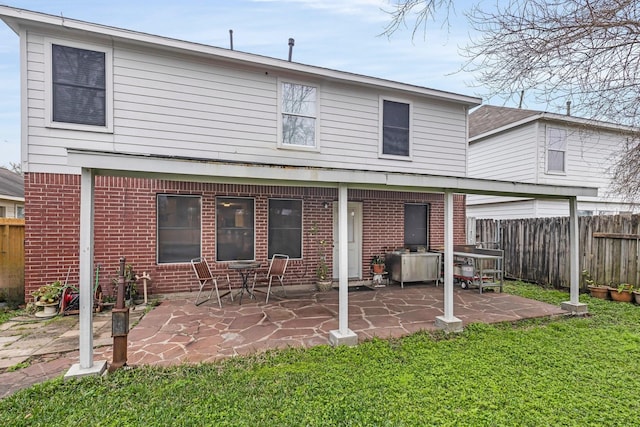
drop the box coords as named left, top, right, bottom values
left=0, top=218, right=25, bottom=303
left=474, top=214, right=640, bottom=289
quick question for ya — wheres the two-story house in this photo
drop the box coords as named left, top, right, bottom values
left=1, top=6, right=596, bottom=375
left=467, top=105, right=639, bottom=219
left=0, top=167, right=24, bottom=218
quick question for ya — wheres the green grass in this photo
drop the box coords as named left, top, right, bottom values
left=0, top=307, right=22, bottom=325
left=2, top=282, right=640, bottom=426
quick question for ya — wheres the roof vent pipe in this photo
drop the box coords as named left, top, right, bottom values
left=229, top=29, right=234, bottom=50
left=566, top=100, right=571, bottom=116
left=288, top=38, right=295, bottom=61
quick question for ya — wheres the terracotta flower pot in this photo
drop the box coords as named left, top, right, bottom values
left=588, top=286, right=609, bottom=300
left=610, top=289, right=633, bottom=303
left=372, top=264, right=385, bottom=274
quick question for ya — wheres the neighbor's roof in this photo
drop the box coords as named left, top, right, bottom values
left=469, top=105, right=639, bottom=141
left=0, top=5, right=481, bottom=108
left=0, top=167, right=24, bottom=199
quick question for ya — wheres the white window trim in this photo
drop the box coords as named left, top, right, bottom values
left=379, top=96, right=413, bottom=160
left=277, top=78, right=319, bottom=152
left=44, top=38, right=113, bottom=133
left=546, top=126, right=567, bottom=175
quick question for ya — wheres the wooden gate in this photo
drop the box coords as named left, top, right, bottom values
left=0, top=218, right=25, bottom=304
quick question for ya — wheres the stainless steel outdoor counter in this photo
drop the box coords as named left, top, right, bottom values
left=385, top=251, right=441, bottom=288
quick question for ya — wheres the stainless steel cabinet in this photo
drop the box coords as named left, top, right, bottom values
left=386, top=251, right=441, bottom=288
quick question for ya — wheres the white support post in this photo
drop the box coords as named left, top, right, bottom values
left=435, top=191, right=463, bottom=332
left=65, top=168, right=107, bottom=379
left=329, top=184, right=358, bottom=346
left=561, top=196, right=588, bottom=314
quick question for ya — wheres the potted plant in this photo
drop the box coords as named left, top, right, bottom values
left=32, top=281, right=63, bottom=317
left=583, top=270, right=609, bottom=299
left=633, top=288, right=640, bottom=305
left=610, top=283, right=634, bottom=302
left=311, top=223, right=333, bottom=292
left=371, top=255, right=386, bottom=274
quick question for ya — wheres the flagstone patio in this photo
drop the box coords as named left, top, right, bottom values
left=0, top=283, right=567, bottom=399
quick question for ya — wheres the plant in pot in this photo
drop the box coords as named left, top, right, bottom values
left=371, top=255, right=386, bottom=274
left=32, top=281, right=63, bottom=317
left=582, top=270, right=609, bottom=299
left=311, top=222, right=333, bottom=292
left=610, top=283, right=634, bottom=303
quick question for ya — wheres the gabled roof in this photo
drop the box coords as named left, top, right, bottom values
left=469, top=105, right=539, bottom=138
left=469, top=105, right=638, bottom=141
left=0, top=5, right=481, bottom=108
left=0, top=167, right=24, bottom=199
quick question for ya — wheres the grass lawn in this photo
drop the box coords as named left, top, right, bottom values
left=2, top=282, right=640, bottom=426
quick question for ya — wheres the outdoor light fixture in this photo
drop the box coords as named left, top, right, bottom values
left=322, top=202, right=329, bottom=209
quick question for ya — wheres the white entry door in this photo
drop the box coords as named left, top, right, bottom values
left=332, top=201, right=362, bottom=279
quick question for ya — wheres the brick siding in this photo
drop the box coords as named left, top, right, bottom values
left=24, top=173, right=466, bottom=299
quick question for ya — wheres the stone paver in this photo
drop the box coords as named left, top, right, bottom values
left=0, top=284, right=568, bottom=399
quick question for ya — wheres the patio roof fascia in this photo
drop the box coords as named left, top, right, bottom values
left=67, top=149, right=597, bottom=199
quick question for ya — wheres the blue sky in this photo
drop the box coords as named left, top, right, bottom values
left=0, top=0, right=523, bottom=167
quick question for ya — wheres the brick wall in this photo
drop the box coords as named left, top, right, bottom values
left=24, top=173, right=466, bottom=299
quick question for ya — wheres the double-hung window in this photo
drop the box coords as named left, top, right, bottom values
left=280, top=81, right=317, bottom=148
left=45, top=40, right=112, bottom=131
left=404, top=204, right=429, bottom=251
left=216, top=197, right=255, bottom=261
left=381, top=99, right=411, bottom=157
left=547, top=127, right=567, bottom=173
left=268, top=199, right=302, bottom=258
left=157, top=195, right=202, bottom=263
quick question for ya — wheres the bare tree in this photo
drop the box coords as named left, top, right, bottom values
left=383, top=0, right=640, bottom=202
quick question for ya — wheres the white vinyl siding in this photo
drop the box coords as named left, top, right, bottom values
left=23, top=31, right=470, bottom=177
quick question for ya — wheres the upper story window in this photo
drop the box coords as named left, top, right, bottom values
left=547, top=127, right=567, bottom=173
left=381, top=98, right=412, bottom=158
left=45, top=39, right=113, bottom=132
left=280, top=81, right=317, bottom=148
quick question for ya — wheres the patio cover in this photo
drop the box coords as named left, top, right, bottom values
left=66, top=149, right=596, bottom=377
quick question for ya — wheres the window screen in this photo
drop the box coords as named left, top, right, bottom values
left=404, top=204, right=429, bottom=251
left=157, top=195, right=201, bottom=263
left=268, top=199, right=302, bottom=258
left=52, top=44, right=106, bottom=126
left=216, top=197, right=255, bottom=261
left=382, top=100, right=410, bottom=156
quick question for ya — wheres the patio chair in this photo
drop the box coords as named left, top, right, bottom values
left=191, top=257, right=233, bottom=308
left=252, top=254, right=289, bottom=303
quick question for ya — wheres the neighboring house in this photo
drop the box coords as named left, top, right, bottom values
left=467, top=105, right=639, bottom=219
left=0, top=6, right=595, bottom=366
left=0, top=167, right=24, bottom=218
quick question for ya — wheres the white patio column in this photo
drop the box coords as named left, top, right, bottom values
left=329, top=184, right=358, bottom=346
left=65, top=168, right=107, bottom=379
left=561, top=196, right=588, bottom=314
left=435, top=191, right=462, bottom=332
